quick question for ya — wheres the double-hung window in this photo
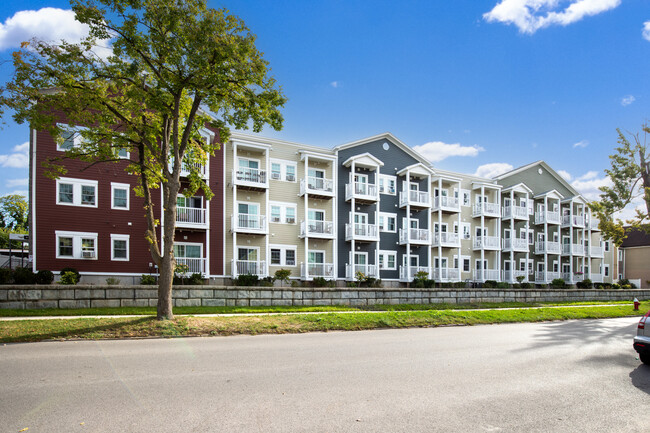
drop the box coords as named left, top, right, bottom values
left=111, top=234, right=129, bottom=261
left=270, top=159, right=297, bottom=182
left=111, top=183, right=130, bottom=210
left=56, top=231, right=98, bottom=259
left=56, top=178, right=98, bottom=208
left=269, top=202, right=297, bottom=224
left=269, top=245, right=297, bottom=266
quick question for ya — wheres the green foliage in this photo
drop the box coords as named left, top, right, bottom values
left=550, top=278, right=566, bottom=288
left=106, top=277, right=121, bottom=285
left=516, top=275, right=525, bottom=284
left=588, top=124, right=650, bottom=245
left=576, top=279, right=593, bottom=289
left=274, top=269, right=291, bottom=285
left=234, top=274, right=259, bottom=287
left=260, top=276, right=275, bottom=287
left=12, top=267, right=35, bottom=284
left=188, top=273, right=204, bottom=285
left=519, top=282, right=532, bottom=289
left=453, top=282, right=467, bottom=289
left=60, top=271, right=80, bottom=285
left=311, top=277, right=335, bottom=288
left=483, top=280, right=498, bottom=288
left=496, top=282, right=510, bottom=289
left=140, top=274, right=157, bottom=285
left=60, top=267, right=80, bottom=283
left=0, top=195, right=28, bottom=231
left=412, top=271, right=434, bottom=289
left=35, top=270, right=54, bottom=285
left=0, top=268, right=13, bottom=284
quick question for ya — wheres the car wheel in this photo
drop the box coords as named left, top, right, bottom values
left=641, top=353, right=650, bottom=365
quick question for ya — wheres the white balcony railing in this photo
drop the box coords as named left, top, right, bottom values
left=502, top=205, right=528, bottom=220
left=432, top=196, right=460, bottom=212
left=346, top=264, right=378, bottom=280
left=345, top=223, right=379, bottom=241
left=175, top=257, right=206, bottom=274
left=535, top=241, right=561, bottom=254
left=587, top=219, right=601, bottom=231
left=232, top=260, right=267, bottom=277
left=180, top=161, right=208, bottom=179
left=232, top=214, right=267, bottom=233
left=589, top=246, right=604, bottom=258
left=503, top=238, right=528, bottom=252
left=300, top=176, right=334, bottom=196
left=233, top=167, right=268, bottom=187
left=432, top=232, right=460, bottom=247
left=591, top=273, right=604, bottom=283
left=473, top=236, right=501, bottom=250
left=399, top=266, right=431, bottom=282
left=399, top=228, right=431, bottom=245
left=535, top=211, right=561, bottom=225
left=503, top=270, right=528, bottom=282
left=345, top=182, right=378, bottom=202
left=301, top=262, right=335, bottom=279
left=562, top=273, right=585, bottom=283
left=473, top=202, right=501, bottom=218
left=300, top=220, right=334, bottom=238
left=433, top=268, right=460, bottom=281
left=562, top=243, right=585, bottom=255
left=561, top=214, right=585, bottom=228
left=399, top=190, right=431, bottom=208
left=176, top=206, right=207, bottom=226
left=474, top=269, right=500, bottom=281
left=535, top=271, right=561, bottom=282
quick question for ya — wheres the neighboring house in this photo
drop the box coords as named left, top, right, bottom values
left=29, top=126, right=617, bottom=285
left=619, top=228, right=650, bottom=287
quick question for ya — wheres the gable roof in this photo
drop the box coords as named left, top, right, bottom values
left=621, top=227, right=650, bottom=248
left=495, top=160, right=580, bottom=198
left=335, top=132, right=434, bottom=170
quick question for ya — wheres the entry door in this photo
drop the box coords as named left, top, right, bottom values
left=403, top=255, right=419, bottom=267
left=308, top=251, right=324, bottom=264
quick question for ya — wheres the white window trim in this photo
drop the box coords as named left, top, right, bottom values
left=110, top=234, right=130, bottom=261
left=270, top=158, right=297, bottom=182
left=111, top=182, right=130, bottom=210
left=461, top=222, right=471, bottom=240
left=379, top=250, right=397, bottom=270
left=269, top=244, right=297, bottom=267
left=462, top=257, right=471, bottom=273
left=379, top=212, right=397, bottom=232
left=269, top=201, right=297, bottom=225
left=56, top=178, right=98, bottom=208
left=461, top=189, right=471, bottom=207
left=307, top=249, right=326, bottom=264
left=56, top=123, right=87, bottom=151
left=175, top=242, right=204, bottom=259
left=55, top=230, right=98, bottom=260
left=237, top=246, right=259, bottom=262
left=379, top=174, right=396, bottom=195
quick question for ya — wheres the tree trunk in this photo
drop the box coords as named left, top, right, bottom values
left=157, top=252, right=174, bottom=320
left=157, top=177, right=181, bottom=320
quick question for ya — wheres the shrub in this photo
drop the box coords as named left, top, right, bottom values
left=188, top=273, right=204, bottom=285
left=234, top=274, right=259, bottom=286
left=60, top=271, right=79, bottom=285
left=516, top=275, right=526, bottom=284
left=576, top=279, right=592, bottom=289
left=60, top=267, right=80, bottom=283
left=260, top=276, right=275, bottom=287
left=35, top=270, right=54, bottom=285
left=612, top=283, right=621, bottom=290
left=550, top=278, right=566, bottom=288
left=483, top=280, right=498, bottom=288
left=105, top=277, right=121, bottom=285
left=140, top=274, right=157, bottom=285
left=13, top=267, right=35, bottom=284
left=496, top=282, right=510, bottom=289
left=412, top=271, right=433, bottom=289
left=291, top=280, right=302, bottom=288
left=311, top=277, right=330, bottom=288
left=520, top=282, right=532, bottom=289
left=453, top=281, right=466, bottom=289
left=0, top=268, right=12, bottom=284
left=274, top=269, right=291, bottom=286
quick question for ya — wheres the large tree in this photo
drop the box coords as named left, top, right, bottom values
left=589, top=124, right=650, bottom=246
left=0, top=194, right=29, bottom=249
left=0, top=0, right=286, bottom=319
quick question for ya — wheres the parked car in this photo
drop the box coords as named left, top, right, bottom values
left=633, top=311, right=650, bottom=365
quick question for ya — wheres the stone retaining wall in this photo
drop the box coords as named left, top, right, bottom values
left=1, top=285, right=650, bottom=309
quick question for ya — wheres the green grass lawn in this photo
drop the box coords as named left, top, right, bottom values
left=0, top=301, right=647, bottom=343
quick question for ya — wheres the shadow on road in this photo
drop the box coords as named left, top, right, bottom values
left=630, top=364, right=650, bottom=395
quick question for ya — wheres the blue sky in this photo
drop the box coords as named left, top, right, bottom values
left=0, top=0, right=649, bottom=215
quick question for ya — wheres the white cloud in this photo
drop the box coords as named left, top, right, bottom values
left=483, top=0, right=621, bottom=34
left=573, top=139, right=589, bottom=148
left=473, top=162, right=514, bottom=179
left=558, top=170, right=572, bottom=181
left=330, top=81, right=340, bottom=88
left=0, top=142, right=29, bottom=168
left=562, top=170, right=611, bottom=200
left=643, top=21, right=650, bottom=42
left=413, top=141, right=484, bottom=163
left=6, top=178, right=28, bottom=188
left=621, top=95, right=636, bottom=106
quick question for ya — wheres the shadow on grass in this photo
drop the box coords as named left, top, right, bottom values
left=2, top=317, right=156, bottom=344
left=629, top=364, right=650, bottom=395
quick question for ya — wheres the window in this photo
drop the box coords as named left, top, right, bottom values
left=111, top=183, right=130, bottom=210
left=56, top=178, right=98, bottom=208
left=55, top=231, right=98, bottom=259
left=604, top=264, right=610, bottom=277
left=271, top=163, right=282, bottom=180
left=56, top=124, right=86, bottom=151
left=379, top=251, right=397, bottom=270
left=285, top=165, right=296, bottom=182
left=269, top=245, right=297, bottom=266
left=270, top=159, right=297, bottom=182
left=461, top=223, right=471, bottom=240
left=116, top=148, right=129, bottom=159
left=618, top=250, right=623, bottom=261
left=463, top=258, right=470, bottom=272
left=379, top=174, right=396, bottom=195
left=461, top=189, right=471, bottom=207
left=174, top=243, right=202, bottom=259
left=379, top=212, right=397, bottom=232
left=111, top=234, right=129, bottom=261
left=528, top=230, right=534, bottom=245
left=269, top=202, right=297, bottom=224
left=604, top=241, right=610, bottom=252
left=519, top=259, right=527, bottom=272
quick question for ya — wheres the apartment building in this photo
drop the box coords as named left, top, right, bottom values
left=30, top=127, right=617, bottom=285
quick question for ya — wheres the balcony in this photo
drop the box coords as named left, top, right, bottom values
left=231, top=214, right=268, bottom=235
left=561, top=214, right=585, bottom=228
left=431, top=232, right=460, bottom=248
left=503, top=270, right=528, bottom=282
left=589, top=246, right=604, bottom=258
left=473, top=202, right=501, bottom=218
left=474, top=269, right=500, bottom=281
left=346, top=264, right=378, bottom=280
left=301, top=262, right=335, bottom=279
left=591, top=273, right=604, bottom=283
left=300, top=220, right=335, bottom=239
left=180, top=161, right=208, bottom=179
left=399, top=266, right=431, bottom=282
left=432, top=196, right=460, bottom=212
left=300, top=176, right=334, bottom=198
left=176, top=206, right=207, bottom=229
left=502, top=205, right=528, bottom=220
left=399, top=228, right=432, bottom=246
left=175, top=257, right=206, bottom=275
left=535, top=241, right=561, bottom=254
left=535, top=271, right=560, bottom=283
left=232, top=260, right=267, bottom=278
left=433, top=268, right=460, bottom=282
left=587, top=219, right=601, bottom=231
left=232, top=167, right=268, bottom=190
left=345, top=182, right=378, bottom=202
left=535, top=211, right=561, bottom=225
left=502, top=238, right=528, bottom=252
left=562, top=273, right=585, bottom=283
left=345, top=223, right=379, bottom=242
left=473, top=236, right=501, bottom=250
left=561, top=243, right=585, bottom=256
left=399, top=190, right=431, bottom=209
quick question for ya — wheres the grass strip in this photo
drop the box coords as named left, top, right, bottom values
left=1, top=303, right=647, bottom=343
left=0, top=300, right=638, bottom=317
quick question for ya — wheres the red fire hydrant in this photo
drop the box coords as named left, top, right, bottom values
left=634, top=298, right=640, bottom=311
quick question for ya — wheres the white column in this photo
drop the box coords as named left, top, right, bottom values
left=437, top=178, right=443, bottom=281
left=480, top=185, right=485, bottom=281
left=264, top=148, right=270, bottom=277
left=232, top=142, right=238, bottom=278
left=569, top=200, right=574, bottom=282
left=525, top=191, right=530, bottom=283
left=509, top=190, right=514, bottom=283
left=375, top=165, right=380, bottom=278
left=406, top=169, right=411, bottom=280
left=350, top=161, right=356, bottom=280
left=427, top=174, right=432, bottom=278
left=457, top=180, right=461, bottom=282
left=544, top=195, right=548, bottom=283
left=304, top=155, right=309, bottom=280
left=496, top=187, right=501, bottom=281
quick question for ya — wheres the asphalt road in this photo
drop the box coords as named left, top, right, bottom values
left=1, top=317, right=649, bottom=432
